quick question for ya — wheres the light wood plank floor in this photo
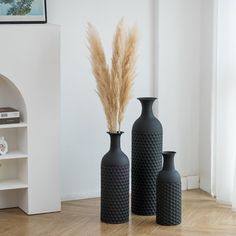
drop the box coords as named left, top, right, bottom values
left=0, top=190, right=236, bottom=236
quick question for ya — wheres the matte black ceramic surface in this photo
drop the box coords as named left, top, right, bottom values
left=101, top=132, right=129, bottom=224
left=132, top=97, right=163, bottom=215
left=156, top=152, right=182, bottom=226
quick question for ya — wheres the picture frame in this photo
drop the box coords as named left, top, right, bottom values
left=0, top=0, right=47, bottom=24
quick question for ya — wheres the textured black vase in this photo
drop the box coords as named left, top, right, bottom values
left=156, top=152, right=181, bottom=226
left=132, top=97, right=163, bottom=215
left=101, top=132, right=129, bottom=224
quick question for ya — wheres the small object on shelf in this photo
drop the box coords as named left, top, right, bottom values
left=0, top=136, right=8, bottom=155
left=0, top=107, right=20, bottom=125
left=156, top=151, right=182, bottom=226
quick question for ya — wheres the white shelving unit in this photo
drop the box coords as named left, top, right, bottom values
left=0, top=114, right=28, bottom=211
left=0, top=122, right=27, bottom=129
left=0, top=179, right=28, bottom=191
left=0, top=150, right=28, bottom=160
left=0, top=63, right=29, bottom=212
left=0, top=24, right=61, bottom=215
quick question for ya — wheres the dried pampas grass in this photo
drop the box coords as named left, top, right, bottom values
left=87, top=20, right=138, bottom=133
left=118, top=26, right=138, bottom=130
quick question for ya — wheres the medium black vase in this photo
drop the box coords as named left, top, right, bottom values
left=132, top=97, right=163, bottom=215
left=101, top=132, right=129, bottom=224
left=156, top=151, right=181, bottom=226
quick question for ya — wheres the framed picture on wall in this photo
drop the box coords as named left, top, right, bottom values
left=0, top=0, right=47, bottom=24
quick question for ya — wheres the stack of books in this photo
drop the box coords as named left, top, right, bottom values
left=0, top=107, right=20, bottom=125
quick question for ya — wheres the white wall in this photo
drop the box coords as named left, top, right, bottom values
left=199, top=0, right=215, bottom=193
left=157, top=0, right=201, bottom=178
left=47, top=0, right=154, bottom=200
left=46, top=0, right=216, bottom=199
left=214, top=0, right=236, bottom=203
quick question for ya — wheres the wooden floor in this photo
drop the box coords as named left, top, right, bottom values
left=0, top=190, right=236, bottom=236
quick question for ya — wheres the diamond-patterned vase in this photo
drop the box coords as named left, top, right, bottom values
left=156, top=151, right=182, bottom=225
left=132, top=97, right=163, bottom=215
left=101, top=132, right=129, bottom=224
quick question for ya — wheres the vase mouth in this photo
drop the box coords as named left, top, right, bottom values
left=107, top=131, right=124, bottom=136
left=163, top=151, right=176, bottom=155
left=137, top=97, right=157, bottom=101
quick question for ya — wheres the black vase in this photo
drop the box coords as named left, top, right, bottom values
left=156, top=151, right=182, bottom=226
left=132, top=97, right=163, bottom=215
left=101, top=132, right=129, bottom=224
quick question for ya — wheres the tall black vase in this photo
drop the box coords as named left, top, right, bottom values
left=132, top=97, right=163, bottom=215
left=101, top=132, right=129, bottom=224
left=156, top=152, right=181, bottom=226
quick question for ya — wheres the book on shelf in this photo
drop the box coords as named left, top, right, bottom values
left=0, top=107, right=20, bottom=125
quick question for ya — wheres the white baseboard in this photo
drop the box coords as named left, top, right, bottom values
left=181, top=177, right=188, bottom=191
left=61, top=191, right=100, bottom=202
left=181, top=175, right=200, bottom=191
left=61, top=175, right=200, bottom=202
left=216, top=199, right=231, bottom=206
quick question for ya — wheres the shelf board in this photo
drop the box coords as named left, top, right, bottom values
left=0, top=179, right=28, bottom=191
left=0, top=122, right=27, bottom=129
left=0, top=151, right=28, bottom=160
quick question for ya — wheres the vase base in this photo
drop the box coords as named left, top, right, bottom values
left=131, top=209, right=155, bottom=216
left=101, top=218, right=129, bottom=224
left=156, top=182, right=181, bottom=226
left=156, top=219, right=181, bottom=226
left=101, top=165, right=129, bottom=225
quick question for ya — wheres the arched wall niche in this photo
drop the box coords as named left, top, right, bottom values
left=0, top=74, right=28, bottom=212
left=0, top=74, right=27, bottom=123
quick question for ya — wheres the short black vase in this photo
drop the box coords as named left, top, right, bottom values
left=101, top=132, right=129, bottom=224
left=156, top=151, right=182, bottom=226
left=132, top=97, right=163, bottom=215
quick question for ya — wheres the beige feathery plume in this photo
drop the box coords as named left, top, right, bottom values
left=87, top=21, right=138, bottom=133
left=87, top=23, right=115, bottom=132
left=118, top=26, right=138, bottom=130
left=111, top=20, right=125, bottom=132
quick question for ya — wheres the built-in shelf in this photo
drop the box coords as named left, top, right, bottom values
left=0, top=122, right=27, bottom=129
left=0, top=25, right=61, bottom=214
left=0, top=151, right=28, bottom=160
left=0, top=179, right=28, bottom=191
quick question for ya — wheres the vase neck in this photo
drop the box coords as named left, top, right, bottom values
left=138, top=97, right=156, bottom=118
left=162, top=152, right=176, bottom=171
left=108, top=132, right=123, bottom=152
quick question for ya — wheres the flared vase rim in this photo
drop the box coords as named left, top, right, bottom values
left=137, top=97, right=157, bottom=101
left=107, top=131, right=124, bottom=136
left=163, top=151, right=176, bottom=155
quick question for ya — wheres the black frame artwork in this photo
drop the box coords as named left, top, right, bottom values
left=0, top=0, right=47, bottom=24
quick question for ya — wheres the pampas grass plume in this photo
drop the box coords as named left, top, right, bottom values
left=87, top=20, right=138, bottom=133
